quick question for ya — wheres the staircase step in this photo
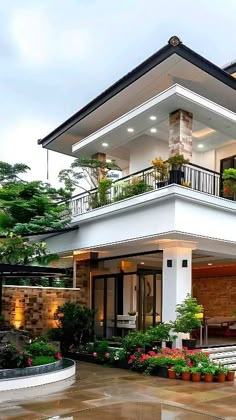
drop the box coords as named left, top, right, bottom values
left=225, top=365, right=236, bottom=371
left=202, top=346, right=236, bottom=354
left=209, top=351, right=236, bottom=360
left=213, top=357, right=236, bottom=365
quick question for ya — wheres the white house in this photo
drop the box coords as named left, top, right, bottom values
left=38, top=36, right=236, bottom=341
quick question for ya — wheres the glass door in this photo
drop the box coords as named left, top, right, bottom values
left=92, top=274, right=123, bottom=339
left=137, top=269, right=162, bottom=331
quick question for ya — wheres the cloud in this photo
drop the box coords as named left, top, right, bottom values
left=9, top=6, right=89, bottom=67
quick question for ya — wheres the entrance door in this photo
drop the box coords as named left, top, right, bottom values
left=137, top=269, right=162, bottom=331
left=92, top=274, right=123, bottom=339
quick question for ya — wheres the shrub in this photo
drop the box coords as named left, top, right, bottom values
left=27, top=340, right=57, bottom=357
left=173, top=294, right=203, bottom=335
left=93, top=340, right=110, bottom=362
left=114, top=179, right=153, bottom=202
left=55, top=303, right=95, bottom=350
left=0, top=344, right=31, bottom=368
left=122, top=331, right=150, bottom=352
left=32, top=356, right=55, bottom=366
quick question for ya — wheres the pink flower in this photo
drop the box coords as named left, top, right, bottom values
left=137, top=348, right=142, bottom=352
left=105, top=352, right=110, bottom=358
left=127, top=351, right=130, bottom=355
left=93, top=352, right=97, bottom=358
left=56, top=352, right=62, bottom=360
left=19, top=351, right=24, bottom=355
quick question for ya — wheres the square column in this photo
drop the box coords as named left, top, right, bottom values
left=160, top=241, right=197, bottom=322
left=169, top=109, right=193, bottom=159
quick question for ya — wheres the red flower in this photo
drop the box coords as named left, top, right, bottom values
left=56, top=352, right=62, bottom=360
left=27, top=358, right=33, bottom=367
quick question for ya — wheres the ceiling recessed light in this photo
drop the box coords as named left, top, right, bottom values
left=208, top=263, right=213, bottom=266
left=198, top=144, right=204, bottom=149
left=127, top=128, right=134, bottom=133
left=150, top=116, right=157, bottom=120
left=140, top=262, right=145, bottom=265
left=102, top=142, right=109, bottom=147
left=150, top=128, right=157, bottom=133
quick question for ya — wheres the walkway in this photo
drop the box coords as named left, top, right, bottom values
left=0, top=362, right=235, bottom=419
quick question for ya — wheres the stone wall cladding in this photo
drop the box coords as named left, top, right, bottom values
left=2, top=287, right=84, bottom=336
left=192, top=277, right=236, bottom=317
left=169, top=109, right=193, bottom=159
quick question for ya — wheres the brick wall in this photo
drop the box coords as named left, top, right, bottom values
left=192, top=277, right=236, bottom=317
left=2, top=286, right=84, bottom=336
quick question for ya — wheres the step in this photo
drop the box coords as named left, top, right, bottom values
left=213, top=357, right=236, bottom=365
left=225, top=364, right=236, bottom=371
left=202, top=345, right=236, bottom=354
left=209, top=351, right=236, bottom=360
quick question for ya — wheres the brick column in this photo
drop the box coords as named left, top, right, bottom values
left=169, top=109, right=193, bottom=159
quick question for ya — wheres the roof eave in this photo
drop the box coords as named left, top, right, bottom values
left=38, top=36, right=236, bottom=148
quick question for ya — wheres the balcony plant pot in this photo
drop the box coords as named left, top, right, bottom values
left=152, top=340, right=162, bottom=349
left=165, top=341, right=173, bottom=349
left=168, top=369, right=176, bottom=379
left=182, top=339, right=197, bottom=350
left=191, top=372, right=201, bottom=382
left=156, top=180, right=167, bottom=189
left=182, top=371, right=191, bottom=381
left=204, top=374, right=213, bottom=383
left=169, top=169, right=184, bottom=185
left=227, top=371, right=235, bottom=381
left=216, top=373, right=226, bottom=383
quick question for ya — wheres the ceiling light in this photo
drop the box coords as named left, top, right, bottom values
left=208, top=263, right=213, bottom=266
left=140, top=262, right=145, bottom=265
left=127, top=128, right=134, bottom=133
left=150, top=128, right=157, bottom=133
left=198, top=144, right=204, bottom=149
left=102, top=142, right=109, bottom=147
left=150, top=116, right=157, bottom=120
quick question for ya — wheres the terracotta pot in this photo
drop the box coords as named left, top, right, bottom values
left=204, top=374, right=213, bottom=382
left=216, top=373, right=226, bottom=383
left=182, top=371, right=191, bottom=381
left=227, top=371, right=235, bottom=381
left=168, top=369, right=176, bottom=379
left=191, top=372, right=201, bottom=382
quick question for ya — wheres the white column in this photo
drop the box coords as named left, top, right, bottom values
left=160, top=241, right=197, bottom=346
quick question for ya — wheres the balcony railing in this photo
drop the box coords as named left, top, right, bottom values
left=70, top=163, right=221, bottom=217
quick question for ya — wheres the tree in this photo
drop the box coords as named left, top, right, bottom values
left=59, top=157, right=121, bottom=193
left=0, top=161, right=71, bottom=235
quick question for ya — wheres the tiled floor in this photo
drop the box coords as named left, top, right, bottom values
left=0, top=362, right=236, bottom=419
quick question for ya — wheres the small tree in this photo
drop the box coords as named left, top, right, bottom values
left=59, top=157, right=120, bottom=193
left=54, top=302, right=95, bottom=350
left=173, top=294, right=203, bottom=336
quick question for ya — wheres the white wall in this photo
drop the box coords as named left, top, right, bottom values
left=192, top=150, right=215, bottom=171
left=129, top=135, right=168, bottom=173
left=215, top=142, right=236, bottom=172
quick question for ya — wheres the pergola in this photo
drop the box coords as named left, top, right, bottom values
left=0, top=264, right=72, bottom=314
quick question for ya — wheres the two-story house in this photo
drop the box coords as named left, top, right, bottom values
left=38, top=36, right=236, bottom=342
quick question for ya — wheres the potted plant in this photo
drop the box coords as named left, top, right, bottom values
left=173, top=363, right=184, bottom=378
left=215, top=365, right=228, bottom=382
left=173, top=294, right=203, bottom=349
left=181, top=366, right=191, bottom=381
left=227, top=370, right=235, bottom=381
left=152, top=157, right=169, bottom=188
left=223, top=168, right=236, bottom=199
left=168, top=367, right=176, bottom=379
left=202, top=363, right=216, bottom=382
left=166, top=154, right=189, bottom=185
left=190, top=366, right=202, bottom=382
left=128, top=310, right=136, bottom=316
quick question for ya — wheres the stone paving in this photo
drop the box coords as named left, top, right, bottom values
left=0, top=362, right=235, bottom=419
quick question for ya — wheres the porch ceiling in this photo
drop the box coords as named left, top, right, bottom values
left=72, top=85, right=236, bottom=157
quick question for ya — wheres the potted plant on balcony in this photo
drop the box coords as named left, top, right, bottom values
left=173, top=294, right=203, bottom=350
left=152, top=157, right=169, bottom=188
left=223, top=168, right=236, bottom=200
left=166, top=154, right=189, bottom=185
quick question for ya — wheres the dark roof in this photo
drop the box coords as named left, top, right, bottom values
left=223, top=61, right=236, bottom=75
left=0, top=263, right=68, bottom=276
left=38, top=36, right=236, bottom=148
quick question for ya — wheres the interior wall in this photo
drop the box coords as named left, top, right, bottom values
left=215, top=142, right=236, bottom=172
left=129, top=135, right=168, bottom=173
left=192, top=150, right=215, bottom=171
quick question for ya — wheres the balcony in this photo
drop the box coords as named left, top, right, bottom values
left=70, top=162, right=222, bottom=217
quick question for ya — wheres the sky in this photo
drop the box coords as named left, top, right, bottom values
left=1, top=0, right=236, bottom=186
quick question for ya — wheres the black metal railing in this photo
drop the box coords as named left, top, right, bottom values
left=70, top=163, right=221, bottom=216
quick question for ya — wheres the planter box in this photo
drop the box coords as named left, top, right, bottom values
left=153, top=367, right=169, bottom=378
left=0, top=359, right=63, bottom=379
